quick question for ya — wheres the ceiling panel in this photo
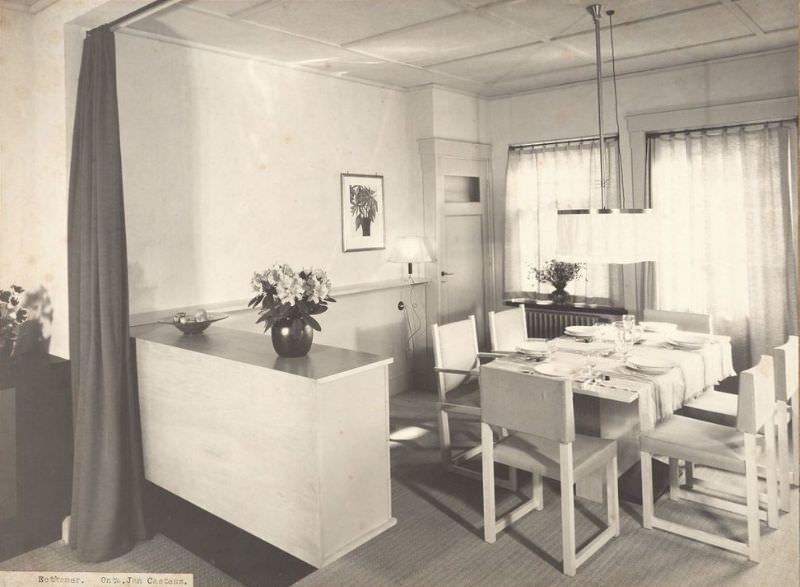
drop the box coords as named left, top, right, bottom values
left=306, top=59, right=482, bottom=92
left=242, top=0, right=460, bottom=45
left=128, top=5, right=364, bottom=66
left=563, top=4, right=753, bottom=60
left=183, top=0, right=268, bottom=17
left=736, top=0, right=798, bottom=33
left=348, top=12, right=539, bottom=65
left=433, top=41, right=591, bottom=83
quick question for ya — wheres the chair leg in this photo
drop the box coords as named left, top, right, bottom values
left=606, top=455, right=620, bottom=537
left=481, top=422, right=496, bottom=544
left=776, top=400, right=791, bottom=512
left=685, top=461, right=695, bottom=489
left=509, top=467, right=518, bottom=492
left=533, top=473, right=543, bottom=511
left=791, top=396, right=799, bottom=486
left=641, top=450, right=654, bottom=529
left=560, top=444, right=576, bottom=577
left=744, top=434, right=760, bottom=563
left=763, top=412, right=779, bottom=529
left=668, top=458, right=680, bottom=500
left=438, top=407, right=452, bottom=468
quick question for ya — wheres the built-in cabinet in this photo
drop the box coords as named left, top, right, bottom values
left=419, top=138, right=495, bottom=351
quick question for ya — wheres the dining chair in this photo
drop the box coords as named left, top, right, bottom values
left=773, top=335, right=798, bottom=512
left=682, top=337, right=796, bottom=514
left=640, top=355, right=779, bottom=562
left=487, top=304, right=527, bottom=353
left=642, top=308, right=713, bottom=333
left=479, top=366, right=619, bottom=576
left=432, top=315, right=516, bottom=489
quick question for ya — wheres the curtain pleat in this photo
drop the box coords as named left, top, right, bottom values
left=503, top=139, right=618, bottom=302
left=67, top=27, right=147, bottom=562
left=649, top=121, right=798, bottom=369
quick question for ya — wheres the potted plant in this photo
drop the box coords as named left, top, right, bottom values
left=529, top=260, right=585, bottom=305
left=349, top=184, right=379, bottom=237
left=249, top=264, right=336, bottom=357
left=1, top=284, right=29, bottom=363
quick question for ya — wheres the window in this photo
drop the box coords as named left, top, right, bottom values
left=648, top=120, right=798, bottom=366
left=504, top=136, right=620, bottom=302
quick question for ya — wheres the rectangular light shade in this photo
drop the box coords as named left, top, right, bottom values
left=388, top=236, right=434, bottom=263
left=556, top=209, right=656, bottom=264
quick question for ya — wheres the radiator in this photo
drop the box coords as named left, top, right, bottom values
left=525, top=308, right=614, bottom=339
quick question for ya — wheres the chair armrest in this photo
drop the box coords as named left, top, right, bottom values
left=434, top=367, right=480, bottom=377
left=477, top=351, right=511, bottom=359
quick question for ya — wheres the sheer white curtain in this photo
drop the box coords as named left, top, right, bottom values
left=504, top=138, right=617, bottom=300
left=650, top=121, right=798, bottom=369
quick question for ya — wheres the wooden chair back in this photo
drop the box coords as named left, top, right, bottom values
left=479, top=366, right=575, bottom=444
left=643, top=308, right=713, bottom=334
left=737, top=355, right=775, bottom=435
left=773, top=335, right=798, bottom=403
left=432, top=315, right=479, bottom=394
left=488, top=305, right=527, bottom=352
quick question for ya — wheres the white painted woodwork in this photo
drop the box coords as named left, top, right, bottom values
left=133, top=325, right=395, bottom=568
left=419, top=138, right=495, bottom=353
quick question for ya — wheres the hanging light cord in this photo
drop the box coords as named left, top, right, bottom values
left=607, top=9, right=626, bottom=208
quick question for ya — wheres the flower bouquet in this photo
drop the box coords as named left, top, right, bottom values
left=249, top=264, right=336, bottom=357
left=1, top=284, right=30, bottom=360
left=529, top=260, right=585, bottom=304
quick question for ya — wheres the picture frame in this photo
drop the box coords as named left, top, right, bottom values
left=341, top=173, right=385, bottom=252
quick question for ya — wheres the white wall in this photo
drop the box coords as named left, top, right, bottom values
left=0, top=0, right=152, bottom=359
left=115, top=33, right=427, bottom=393
left=487, top=48, right=799, bottom=305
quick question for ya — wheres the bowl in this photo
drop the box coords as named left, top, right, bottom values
left=159, top=312, right=229, bottom=334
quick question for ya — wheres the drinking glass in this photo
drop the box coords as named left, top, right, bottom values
left=546, top=338, right=558, bottom=359
left=583, top=349, right=600, bottom=380
left=614, top=321, right=630, bottom=358
left=622, top=314, right=636, bottom=332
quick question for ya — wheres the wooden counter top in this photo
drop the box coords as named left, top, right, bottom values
left=130, top=323, right=392, bottom=383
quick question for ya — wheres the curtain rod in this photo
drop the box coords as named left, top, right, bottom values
left=93, top=0, right=182, bottom=33
left=509, top=134, right=619, bottom=150
left=645, top=117, right=798, bottom=138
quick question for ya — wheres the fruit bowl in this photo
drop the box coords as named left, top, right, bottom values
left=158, top=311, right=229, bottom=334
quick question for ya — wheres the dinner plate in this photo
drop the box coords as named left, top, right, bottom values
left=564, top=325, right=596, bottom=338
left=625, top=356, right=675, bottom=374
left=640, top=321, right=678, bottom=333
left=666, top=332, right=709, bottom=349
left=515, top=341, right=548, bottom=356
left=533, top=363, right=575, bottom=378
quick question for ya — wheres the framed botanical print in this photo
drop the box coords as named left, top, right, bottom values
left=341, top=173, right=385, bottom=252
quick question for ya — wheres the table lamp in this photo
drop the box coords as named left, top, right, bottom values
left=388, top=236, right=435, bottom=279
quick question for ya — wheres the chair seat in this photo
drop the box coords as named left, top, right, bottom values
left=683, top=390, right=791, bottom=427
left=493, top=432, right=616, bottom=481
left=641, top=415, right=763, bottom=474
left=682, top=390, right=738, bottom=427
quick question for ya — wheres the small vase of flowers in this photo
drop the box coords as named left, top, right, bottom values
left=530, top=260, right=585, bottom=305
left=1, top=284, right=30, bottom=361
left=249, top=264, right=336, bottom=358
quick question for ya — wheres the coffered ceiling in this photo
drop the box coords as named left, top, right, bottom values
left=121, top=0, right=798, bottom=97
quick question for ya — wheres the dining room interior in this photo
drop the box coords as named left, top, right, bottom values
left=0, top=0, right=798, bottom=586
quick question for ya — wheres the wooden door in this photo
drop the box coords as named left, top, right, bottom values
left=438, top=159, right=492, bottom=346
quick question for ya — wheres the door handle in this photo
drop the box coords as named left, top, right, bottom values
left=441, top=271, right=455, bottom=277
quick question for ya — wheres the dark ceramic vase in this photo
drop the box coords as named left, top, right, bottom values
left=271, top=317, right=313, bottom=357
left=551, top=285, right=569, bottom=305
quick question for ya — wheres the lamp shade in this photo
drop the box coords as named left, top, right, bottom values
left=556, top=209, right=656, bottom=264
left=388, top=236, right=434, bottom=263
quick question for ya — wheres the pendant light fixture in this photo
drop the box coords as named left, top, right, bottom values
left=556, top=4, right=655, bottom=264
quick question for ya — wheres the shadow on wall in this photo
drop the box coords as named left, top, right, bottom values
left=16, top=286, right=53, bottom=357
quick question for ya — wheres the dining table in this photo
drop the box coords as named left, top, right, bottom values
left=481, top=327, right=736, bottom=502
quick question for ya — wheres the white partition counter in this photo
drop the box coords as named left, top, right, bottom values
left=131, top=323, right=396, bottom=568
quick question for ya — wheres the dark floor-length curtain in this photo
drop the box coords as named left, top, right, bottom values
left=67, top=26, right=147, bottom=562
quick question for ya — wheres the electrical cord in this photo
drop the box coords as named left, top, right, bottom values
left=404, top=276, right=422, bottom=354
